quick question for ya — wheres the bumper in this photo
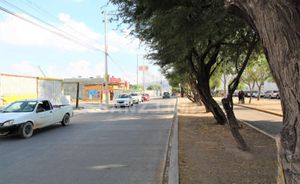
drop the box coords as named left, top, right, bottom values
left=114, top=103, right=130, bottom=107
left=0, top=124, right=20, bottom=134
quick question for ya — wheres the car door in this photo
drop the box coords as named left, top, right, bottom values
left=35, top=101, right=53, bottom=128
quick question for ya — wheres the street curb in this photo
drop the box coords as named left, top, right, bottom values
left=236, top=104, right=283, bottom=117
left=240, top=120, right=275, bottom=140
left=161, top=98, right=179, bottom=184
left=240, top=120, right=285, bottom=184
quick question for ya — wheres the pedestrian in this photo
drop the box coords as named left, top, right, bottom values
left=238, top=90, right=245, bottom=104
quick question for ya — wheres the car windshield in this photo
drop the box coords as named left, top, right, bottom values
left=2, top=101, right=37, bottom=113
left=119, top=94, right=129, bottom=98
left=131, top=93, right=137, bottom=96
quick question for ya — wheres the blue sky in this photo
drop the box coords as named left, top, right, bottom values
left=0, top=0, right=163, bottom=84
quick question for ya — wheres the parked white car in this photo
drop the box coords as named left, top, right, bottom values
left=264, top=90, right=280, bottom=99
left=130, top=93, right=143, bottom=104
left=114, top=94, right=133, bottom=107
left=0, top=99, right=73, bottom=138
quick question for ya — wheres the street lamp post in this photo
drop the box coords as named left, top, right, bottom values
left=137, top=54, right=139, bottom=86
left=103, top=12, right=109, bottom=106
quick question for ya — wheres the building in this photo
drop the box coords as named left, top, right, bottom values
left=63, top=76, right=129, bottom=102
left=0, top=73, right=63, bottom=105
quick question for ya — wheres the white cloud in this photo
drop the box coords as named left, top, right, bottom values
left=8, top=60, right=105, bottom=79
left=0, top=12, right=147, bottom=56
left=0, top=13, right=101, bottom=52
left=65, top=60, right=104, bottom=78
left=10, top=61, right=40, bottom=76
left=106, top=30, right=145, bottom=54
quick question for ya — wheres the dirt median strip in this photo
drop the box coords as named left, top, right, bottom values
left=179, top=98, right=278, bottom=184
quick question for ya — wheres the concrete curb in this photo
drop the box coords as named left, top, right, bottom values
left=240, top=120, right=285, bottom=184
left=161, top=98, right=179, bottom=184
left=235, top=104, right=283, bottom=117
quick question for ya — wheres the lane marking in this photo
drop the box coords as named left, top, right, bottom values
left=89, top=164, right=127, bottom=170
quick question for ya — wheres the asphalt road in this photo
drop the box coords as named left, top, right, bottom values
left=233, top=105, right=283, bottom=137
left=0, top=98, right=176, bottom=184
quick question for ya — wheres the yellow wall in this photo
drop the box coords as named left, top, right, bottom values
left=3, top=95, right=38, bottom=103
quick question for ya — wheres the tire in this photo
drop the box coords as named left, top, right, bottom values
left=19, top=122, right=33, bottom=138
left=61, top=114, right=70, bottom=126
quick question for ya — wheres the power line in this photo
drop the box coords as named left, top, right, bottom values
left=1, top=0, right=102, bottom=52
left=0, top=1, right=104, bottom=53
left=21, top=0, right=99, bottom=43
left=108, top=54, right=131, bottom=81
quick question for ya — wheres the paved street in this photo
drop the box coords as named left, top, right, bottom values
left=0, top=98, right=176, bottom=184
left=234, top=105, right=283, bottom=137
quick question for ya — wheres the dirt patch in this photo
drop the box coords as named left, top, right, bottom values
left=179, top=98, right=277, bottom=184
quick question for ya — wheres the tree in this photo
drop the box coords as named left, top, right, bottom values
left=111, top=0, right=231, bottom=125
left=225, top=1, right=300, bottom=182
left=222, top=33, right=259, bottom=151
left=241, top=63, right=256, bottom=104
left=129, top=84, right=142, bottom=91
left=111, top=0, right=262, bottom=150
left=252, top=53, right=272, bottom=101
left=146, top=84, right=161, bottom=91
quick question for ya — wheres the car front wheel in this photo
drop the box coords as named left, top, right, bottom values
left=19, top=122, right=33, bottom=138
left=61, top=114, right=70, bottom=126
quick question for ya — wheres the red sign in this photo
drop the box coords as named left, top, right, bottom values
left=109, top=76, right=121, bottom=83
left=139, top=65, right=148, bottom=71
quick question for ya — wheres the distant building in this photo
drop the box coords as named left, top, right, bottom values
left=63, top=76, right=129, bottom=101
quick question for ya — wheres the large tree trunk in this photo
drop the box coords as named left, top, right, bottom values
left=189, top=81, right=203, bottom=106
left=195, top=78, right=227, bottom=125
left=226, top=0, right=300, bottom=183
left=222, top=98, right=249, bottom=151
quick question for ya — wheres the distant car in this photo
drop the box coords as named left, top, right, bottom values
left=244, top=91, right=251, bottom=97
left=163, top=92, right=170, bottom=99
left=130, top=93, right=142, bottom=104
left=233, top=91, right=239, bottom=97
left=251, top=91, right=258, bottom=97
left=142, top=94, right=150, bottom=101
left=264, top=90, right=280, bottom=99
left=114, top=94, right=133, bottom=107
left=0, top=99, right=73, bottom=138
left=252, top=91, right=265, bottom=98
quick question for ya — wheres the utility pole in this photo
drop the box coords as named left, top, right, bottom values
left=142, top=58, right=145, bottom=92
left=103, top=11, right=109, bottom=106
left=137, top=54, right=139, bottom=86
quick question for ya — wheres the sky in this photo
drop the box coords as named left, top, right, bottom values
left=0, top=0, right=164, bottom=85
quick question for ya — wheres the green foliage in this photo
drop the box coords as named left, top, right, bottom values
left=129, top=84, right=143, bottom=91
left=241, top=51, right=272, bottom=88
left=147, top=84, right=161, bottom=90
left=210, top=66, right=222, bottom=90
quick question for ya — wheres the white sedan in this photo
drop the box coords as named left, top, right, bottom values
left=130, top=93, right=143, bottom=104
left=114, top=94, right=133, bottom=107
left=0, top=99, right=73, bottom=138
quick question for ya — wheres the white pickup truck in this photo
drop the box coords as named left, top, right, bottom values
left=0, top=99, right=73, bottom=138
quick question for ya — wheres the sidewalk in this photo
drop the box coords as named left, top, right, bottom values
left=215, top=97, right=283, bottom=117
